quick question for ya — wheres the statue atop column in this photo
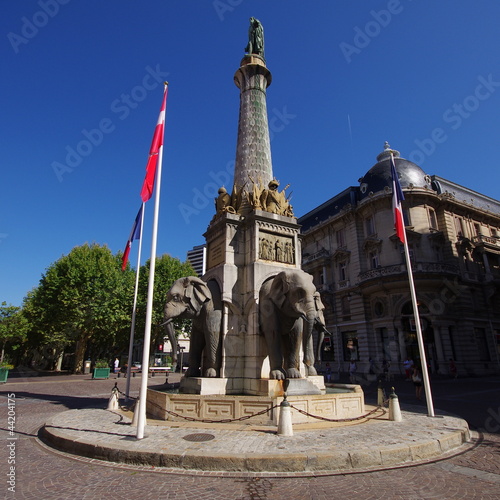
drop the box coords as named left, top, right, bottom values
left=245, top=17, right=264, bottom=58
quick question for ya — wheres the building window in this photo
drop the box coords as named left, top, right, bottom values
left=320, top=334, right=334, bottom=362
left=369, top=251, right=379, bottom=269
left=491, top=227, right=498, bottom=238
left=474, top=327, right=491, bottom=361
left=454, top=217, right=465, bottom=238
left=339, top=262, right=347, bottom=282
left=342, top=332, right=359, bottom=361
left=365, top=216, right=375, bottom=236
left=341, top=296, right=351, bottom=320
left=336, top=228, right=346, bottom=248
left=474, top=223, right=481, bottom=237
left=403, top=208, right=411, bottom=227
left=374, top=301, right=384, bottom=317
left=428, top=208, right=438, bottom=230
left=378, top=327, right=391, bottom=360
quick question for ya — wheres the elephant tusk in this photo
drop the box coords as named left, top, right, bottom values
left=159, top=319, right=173, bottom=327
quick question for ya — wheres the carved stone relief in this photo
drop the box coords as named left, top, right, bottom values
left=258, top=232, right=295, bottom=264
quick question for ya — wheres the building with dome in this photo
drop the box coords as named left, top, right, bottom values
left=299, top=143, right=500, bottom=378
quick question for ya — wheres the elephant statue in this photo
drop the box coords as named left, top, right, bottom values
left=259, top=270, right=328, bottom=380
left=163, top=276, right=222, bottom=378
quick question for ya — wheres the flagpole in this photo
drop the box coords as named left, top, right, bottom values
left=125, top=202, right=145, bottom=399
left=391, top=153, right=435, bottom=417
left=136, top=83, right=168, bottom=440
left=401, top=237, right=435, bottom=417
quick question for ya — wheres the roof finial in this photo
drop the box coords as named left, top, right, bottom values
left=377, top=142, right=400, bottom=162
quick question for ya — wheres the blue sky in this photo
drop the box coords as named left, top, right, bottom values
left=2, top=0, right=500, bottom=307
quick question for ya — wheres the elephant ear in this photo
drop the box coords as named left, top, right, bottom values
left=269, top=272, right=290, bottom=308
left=313, top=291, right=325, bottom=312
left=184, top=276, right=212, bottom=314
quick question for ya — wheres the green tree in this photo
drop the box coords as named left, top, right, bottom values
left=27, top=243, right=135, bottom=372
left=0, top=302, right=29, bottom=364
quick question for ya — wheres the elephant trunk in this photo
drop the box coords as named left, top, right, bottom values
left=302, top=309, right=317, bottom=371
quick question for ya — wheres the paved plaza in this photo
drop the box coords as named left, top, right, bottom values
left=1, top=371, right=500, bottom=499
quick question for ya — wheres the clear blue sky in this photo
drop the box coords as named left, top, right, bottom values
left=2, top=1, right=500, bottom=307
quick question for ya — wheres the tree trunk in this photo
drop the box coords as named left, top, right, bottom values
left=73, top=335, right=89, bottom=373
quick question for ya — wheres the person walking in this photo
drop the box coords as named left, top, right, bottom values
left=403, top=357, right=414, bottom=380
left=412, top=366, right=423, bottom=400
left=349, top=360, right=357, bottom=383
left=324, top=363, right=332, bottom=383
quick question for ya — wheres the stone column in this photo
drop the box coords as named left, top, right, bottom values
left=233, top=54, right=273, bottom=210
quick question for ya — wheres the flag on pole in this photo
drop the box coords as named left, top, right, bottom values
left=140, top=85, right=168, bottom=202
left=121, top=205, right=143, bottom=271
left=390, top=154, right=406, bottom=244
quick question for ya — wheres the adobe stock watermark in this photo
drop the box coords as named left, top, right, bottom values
left=213, top=0, right=244, bottom=22
left=407, top=73, right=500, bottom=166
left=178, top=105, right=297, bottom=224
left=339, top=0, right=409, bottom=64
left=6, top=393, right=17, bottom=494
left=7, top=0, right=71, bottom=54
left=481, top=406, right=500, bottom=433
left=51, top=65, right=169, bottom=182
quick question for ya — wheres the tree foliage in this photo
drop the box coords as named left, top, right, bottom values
left=20, top=245, right=196, bottom=372
left=26, top=243, right=135, bottom=372
left=0, top=302, right=29, bottom=364
left=136, top=254, right=196, bottom=346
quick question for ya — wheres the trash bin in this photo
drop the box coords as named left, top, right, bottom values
left=83, top=360, right=91, bottom=374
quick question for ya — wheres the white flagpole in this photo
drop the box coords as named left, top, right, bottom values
left=393, top=153, right=435, bottom=417
left=401, top=239, right=435, bottom=417
left=125, top=203, right=145, bottom=399
left=137, top=83, right=168, bottom=440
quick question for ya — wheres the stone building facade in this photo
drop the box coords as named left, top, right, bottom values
left=299, top=143, right=500, bottom=377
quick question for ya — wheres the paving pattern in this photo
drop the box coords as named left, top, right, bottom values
left=1, top=372, right=499, bottom=499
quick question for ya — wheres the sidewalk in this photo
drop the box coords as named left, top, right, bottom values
left=40, top=400, right=472, bottom=476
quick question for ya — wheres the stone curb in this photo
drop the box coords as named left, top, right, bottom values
left=39, top=407, right=472, bottom=475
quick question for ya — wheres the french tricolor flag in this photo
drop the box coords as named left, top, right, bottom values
left=121, top=205, right=143, bottom=271
left=140, top=85, right=168, bottom=202
left=391, top=154, right=406, bottom=244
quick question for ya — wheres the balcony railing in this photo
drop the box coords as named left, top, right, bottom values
left=358, top=262, right=459, bottom=283
left=472, top=234, right=500, bottom=249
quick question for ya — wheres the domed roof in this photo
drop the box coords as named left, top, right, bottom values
left=358, top=142, right=431, bottom=200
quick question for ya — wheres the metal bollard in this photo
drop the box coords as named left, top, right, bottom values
left=388, top=387, right=403, bottom=422
left=377, top=379, right=385, bottom=406
left=107, top=383, right=120, bottom=411
left=131, top=397, right=140, bottom=426
left=277, top=396, right=293, bottom=436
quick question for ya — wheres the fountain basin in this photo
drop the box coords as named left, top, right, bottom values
left=146, top=383, right=364, bottom=426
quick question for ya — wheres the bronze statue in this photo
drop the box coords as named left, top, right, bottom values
left=215, top=186, right=232, bottom=213
left=245, top=17, right=264, bottom=57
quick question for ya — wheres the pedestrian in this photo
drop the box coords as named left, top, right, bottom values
left=403, top=357, right=414, bottom=380
left=449, top=358, right=458, bottom=379
left=324, top=363, right=332, bottom=383
left=349, top=360, right=357, bottom=383
left=114, top=358, right=119, bottom=374
left=369, top=357, right=375, bottom=375
left=412, top=366, right=423, bottom=400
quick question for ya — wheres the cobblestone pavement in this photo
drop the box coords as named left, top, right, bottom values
left=1, top=372, right=499, bottom=499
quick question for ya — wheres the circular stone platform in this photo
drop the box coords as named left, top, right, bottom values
left=39, top=405, right=472, bottom=475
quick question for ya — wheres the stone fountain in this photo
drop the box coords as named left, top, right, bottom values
left=147, top=18, right=364, bottom=426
